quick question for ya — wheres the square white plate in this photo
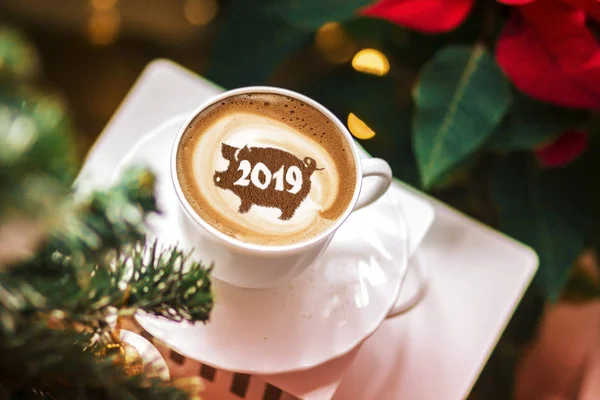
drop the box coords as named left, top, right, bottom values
left=78, top=60, right=537, bottom=400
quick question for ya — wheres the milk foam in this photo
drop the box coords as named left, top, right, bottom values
left=192, top=112, right=339, bottom=237
left=176, top=92, right=357, bottom=246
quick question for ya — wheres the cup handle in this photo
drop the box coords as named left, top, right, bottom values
left=354, top=158, right=393, bottom=211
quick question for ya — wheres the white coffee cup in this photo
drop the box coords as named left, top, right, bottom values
left=171, top=86, right=393, bottom=289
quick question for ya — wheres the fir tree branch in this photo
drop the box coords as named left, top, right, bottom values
left=115, top=240, right=213, bottom=324
left=0, top=324, right=188, bottom=399
left=0, top=86, right=76, bottom=267
left=45, top=166, right=159, bottom=267
left=0, top=239, right=213, bottom=397
left=0, top=30, right=212, bottom=399
left=0, top=239, right=213, bottom=334
left=69, top=239, right=213, bottom=325
left=0, top=85, right=76, bottom=190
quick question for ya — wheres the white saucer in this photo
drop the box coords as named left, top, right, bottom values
left=115, top=116, right=410, bottom=374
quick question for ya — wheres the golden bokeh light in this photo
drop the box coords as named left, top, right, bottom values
left=348, top=113, right=376, bottom=140
left=90, top=0, right=117, bottom=11
left=352, top=48, right=390, bottom=76
left=87, top=9, right=120, bottom=46
left=315, top=22, right=357, bottom=64
left=184, top=0, right=218, bottom=26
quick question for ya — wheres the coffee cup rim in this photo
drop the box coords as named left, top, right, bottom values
left=170, top=86, right=363, bottom=255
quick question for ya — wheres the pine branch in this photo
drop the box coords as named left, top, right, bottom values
left=68, top=239, right=213, bottom=325
left=42, top=166, right=159, bottom=269
left=0, top=85, right=76, bottom=266
left=0, top=85, right=76, bottom=190
left=0, top=239, right=213, bottom=334
left=116, top=240, right=213, bottom=323
left=61, top=238, right=214, bottom=325
left=0, top=29, right=210, bottom=399
left=0, top=324, right=188, bottom=400
left=0, top=240, right=212, bottom=397
left=0, top=167, right=210, bottom=334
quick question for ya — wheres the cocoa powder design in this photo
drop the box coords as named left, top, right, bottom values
left=213, top=143, right=323, bottom=220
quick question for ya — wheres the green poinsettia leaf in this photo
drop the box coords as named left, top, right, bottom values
left=413, top=44, right=512, bottom=188
left=206, top=0, right=310, bottom=88
left=270, top=0, right=373, bottom=31
left=490, top=154, right=588, bottom=302
left=486, top=93, right=588, bottom=150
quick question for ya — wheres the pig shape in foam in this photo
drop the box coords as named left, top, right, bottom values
left=213, top=143, right=323, bottom=221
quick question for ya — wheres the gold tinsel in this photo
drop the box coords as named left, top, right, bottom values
left=96, top=291, right=145, bottom=377
left=96, top=340, right=144, bottom=376
left=173, top=377, right=205, bottom=400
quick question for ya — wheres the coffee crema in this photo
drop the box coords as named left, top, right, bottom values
left=176, top=92, right=357, bottom=246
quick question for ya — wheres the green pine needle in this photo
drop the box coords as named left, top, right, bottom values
left=45, top=166, right=159, bottom=268
left=0, top=324, right=188, bottom=399
left=0, top=30, right=210, bottom=399
left=118, top=240, right=214, bottom=324
left=1, top=238, right=214, bottom=332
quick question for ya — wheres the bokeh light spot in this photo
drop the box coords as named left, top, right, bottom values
left=348, top=113, right=376, bottom=140
left=184, top=0, right=218, bottom=26
left=315, top=22, right=357, bottom=64
left=352, top=49, right=390, bottom=76
left=90, top=0, right=117, bottom=11
left=87, top=9, right=120, bottom=46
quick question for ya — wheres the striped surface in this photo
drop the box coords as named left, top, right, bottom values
left=121, top=318, right=299, bottom=400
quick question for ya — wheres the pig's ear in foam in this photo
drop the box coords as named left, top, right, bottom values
left=221, top=143, right=237, bottom=160
left=303, top=157, right=324, bottom=172
left=238, top=145, right=251, bottom=159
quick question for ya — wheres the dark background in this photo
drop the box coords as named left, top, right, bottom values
left=0, top=0, right=224, bottom=157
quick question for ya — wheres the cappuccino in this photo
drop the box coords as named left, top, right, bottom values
left=176, top=92, right=357, bottom=246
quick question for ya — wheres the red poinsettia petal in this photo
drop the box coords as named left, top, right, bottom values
left=559, top=0, right=600, bottom=22
left=587, top=3, right=600, bottom=22
left=518, top=1, right=600, bottom=74
left=360, top=0, right=475, bottom=33
left=535, top=130, right=588, bottom=168
left=497, top=0, right=537, bottom=4
left=496, top=2, right=600, bottom=109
